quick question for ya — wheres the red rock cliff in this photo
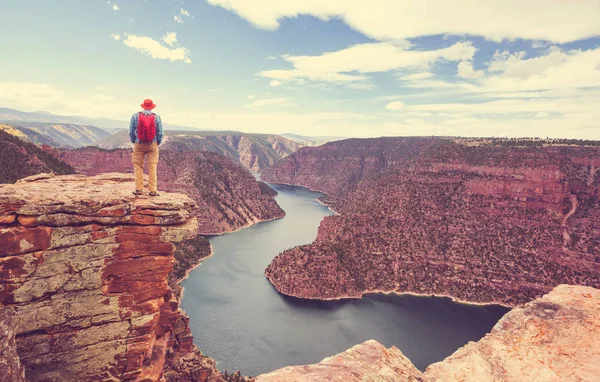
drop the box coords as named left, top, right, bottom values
left=0, top=173, right=224, bottom=381
left=263, top=138, right=600, bottom=306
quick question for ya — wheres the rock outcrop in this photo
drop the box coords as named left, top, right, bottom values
left=0, top=308, right=26, bottom=382
left=0, top=173, right=224, bottom=381
left=257, top=285, right=600, bottom=382
left=256, top=340, right=424, bottom=382
left=55, top=147, right=285, bottom=235
left=263, top=138, right=600, bottom=306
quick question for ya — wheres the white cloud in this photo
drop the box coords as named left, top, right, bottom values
left=385, top=101, right=404, bottom=111
left=112, top=4, right=119, bottom=11
left=207, top=0, right=600, bottom=43
left=457, top=61, right=484, bottom=79
left=119, top=34, right=192, bottom=63
left=110, top=34, right=121, bottom=41
left=259, top=41, right=476, bottom=87
left=480, top=47, right=600, bottom=93
left=247, top=94, right=256, bottom=100
left=175, top=8, right=193, bottom=23
left=266, top=56, right=277, bottom=60
left=161, top=31, right=178, bottom=46
left=245, top=97, right=291, bottom=108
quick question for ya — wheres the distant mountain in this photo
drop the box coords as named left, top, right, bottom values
left=0, top=122, right=110, bottom=148
left=0, top=129, right=75, bottom=183
left=0, top=107, right=201, bottom=132
left=281, top=133, right=345, bottom=146
left=97, top=130, right=303, bottom=172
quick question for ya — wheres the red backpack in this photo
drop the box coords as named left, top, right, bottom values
left=137, top=112, right=156, bottom=143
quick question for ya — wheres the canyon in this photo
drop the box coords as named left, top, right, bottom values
left=0, top=173, right=225, bottom=381
left=96, top=131, right=302, bottom=172
left=262, top=137, right=600, bottom=306
left=2, top=134, right=600, bottom=381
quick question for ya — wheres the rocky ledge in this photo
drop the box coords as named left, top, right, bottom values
left=0, top=173, right=224, bottom=381
left=256, top=285, right=600, bottom=381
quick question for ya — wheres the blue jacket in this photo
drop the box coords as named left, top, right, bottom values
left=129, top=110, right=163, bottom=145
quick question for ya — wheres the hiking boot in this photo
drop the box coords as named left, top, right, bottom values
left=133, top=190, right=143, bottom=196
left=149, top=191, right=160, bottom=197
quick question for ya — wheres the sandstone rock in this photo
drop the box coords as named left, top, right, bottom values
left=426, top=284, right=600, bottom=382
left=256, top=285, right=600, bottom=382
left=256, top=340, right=424, bottom=382
left=0, top=308, right=26, bottom=382
left=0, top=173, right=223, bottom=381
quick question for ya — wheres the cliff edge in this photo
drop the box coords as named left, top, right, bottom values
left=256, top=285, right=600, bottom=382
left=0, top=173, right=223, bottom=381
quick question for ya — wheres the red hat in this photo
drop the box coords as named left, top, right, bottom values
left=141, top=99, right=156, bottom=110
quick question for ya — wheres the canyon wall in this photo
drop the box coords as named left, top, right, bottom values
left=0, top=173, right=224, bottom=381
left=263, top=138, right=600, bottom=306
left=96, top=131, right=302, bottom=172
left=0, top=129, right=75, bottom=184
left=256, top=285, right=600, bottom=382
left=56, top=147, right=285, bottom=235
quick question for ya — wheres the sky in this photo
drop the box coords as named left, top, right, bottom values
left=0, top=0, right=600, bottom=138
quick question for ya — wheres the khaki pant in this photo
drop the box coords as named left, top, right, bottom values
left=132, top=143, right=159, bottom=192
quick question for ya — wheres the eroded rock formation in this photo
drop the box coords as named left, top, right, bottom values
left=263, top=138, right=600, bottom=306
left=257, top=285, right=600, bottom=382
left=0, top=308, right=26, bottom=382
left=0, top=173, right=224, bottom=381
left=55, top=147, right=285, bottom=235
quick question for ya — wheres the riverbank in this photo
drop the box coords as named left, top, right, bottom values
left=264, top=278, right=515, bottom=309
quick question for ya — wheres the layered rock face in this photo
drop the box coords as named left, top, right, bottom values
left=56, top=147, right=285, bottom=235
left=263, top=138, right=600, bottom=306
left=0, top=173, right=224, bottom=381
left=96, top=131, right=302, bottom=172
left=257, top=285, right=600, bottom=381
left=0, top=308, right=26, bottom=382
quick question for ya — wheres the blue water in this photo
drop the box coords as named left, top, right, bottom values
left=180, top=184, right=508, bottom=376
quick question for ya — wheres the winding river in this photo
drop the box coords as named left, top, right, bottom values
left=180, top=183, right=509, bottom=376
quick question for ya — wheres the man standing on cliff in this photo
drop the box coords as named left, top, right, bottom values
left=129, top=99, right=163, bottom=196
